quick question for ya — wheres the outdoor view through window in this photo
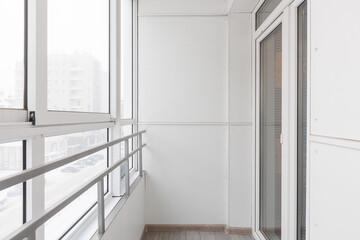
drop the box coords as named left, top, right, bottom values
left=0, top=0, right=25, bottom=109
left=0, top=141, right=23, bottom=239
left=47, top=0, right=109, bottom=113
left=44, top=129, right=108, bottom=239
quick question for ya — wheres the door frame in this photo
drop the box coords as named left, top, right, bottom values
left=253, top=12, right=290, bottom=240
left=251, top=0, right=309, bottom=240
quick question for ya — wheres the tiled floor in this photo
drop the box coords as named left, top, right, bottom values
left=143, top=231, right=254, bottom=240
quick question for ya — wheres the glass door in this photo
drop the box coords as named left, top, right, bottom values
left=259, top=24, right=282, bottom=240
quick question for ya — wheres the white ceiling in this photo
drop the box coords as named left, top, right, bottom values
left=229, top=0, right=260, bottom=13
left=138, top=0, right=260, bottom=15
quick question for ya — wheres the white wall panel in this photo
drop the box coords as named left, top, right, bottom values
left=309, top=142, right=360, bottom=239
left=228, top=126, right=252, bottom=227
left=228, top=0, right=235, bottom=12
left=138, top=0, right=228, bottom=15
left=229, top=13, right=252, bottom=123
left=138, top=16, right=228, bottom=123
left=311, top=0, right=360, bottom=141
left=140, top=125, right=227, bottom=224
left=102, top=177, right=145, bottom=240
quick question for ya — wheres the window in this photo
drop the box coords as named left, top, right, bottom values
left=44, top=129, right=108, bottom=239
left=47, top=0, right=109, bottom=113
left=297, top=2, right=307, bottom=240
left=120, top=0, right=134, bottom=119
left=0, top=0, right=25, bottom=109
left=256, top=0, right=282, bottom=29
left=45, top=181, right=106, bottom=240
left=259, top=25, right=282, bottom=240
left=118, top=125, right=134, bottom=196
left=0, top=141, right=25, bottom=239
left=0, top=0, right=138, bottom=238
left=44, top=129, right=108, bottom=208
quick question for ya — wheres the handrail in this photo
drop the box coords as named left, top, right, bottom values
left=0, top=130, right=146, bottom=240
left=0, top=130, right=145, bottom=191
left=5, top=145, right=145, bottom=240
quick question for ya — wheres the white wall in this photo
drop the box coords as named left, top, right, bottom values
left=142, top=125, right=228, bottom=224
left=309, top=142, right=360, bottom=239
left=228, top=12, right=252, bottom=228
left=138, top=0, right=229, bottom=225
left=138, top=0, right=254, bottom=229
left=138, top=16, right=228, bottom=123
left=310, top=0, right=360, bottom=142
left=309, top=0, right=360, bottom=238
left=102, top=177, right=145, bottom=240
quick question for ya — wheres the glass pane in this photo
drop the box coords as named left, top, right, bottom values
left=44, top=129, right=108, bottom=209
left=260, top=25, right=282, bottom=240
left=48, top=0, right=109, bottom=113
left=45, top=182, right=100, bottom=240
left=118, top=125, right=133, bottom=196
left=256, top=0, right=282, bottom=29
left=297, top=2, right=307, bottom=240
left=0, top=141, right=23, bottom=239
left=0, top=0, right=25, bottom=109
left=121, top=0, right=133, bottom=119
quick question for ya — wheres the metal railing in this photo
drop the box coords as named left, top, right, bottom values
left=0, top=130, right=146, bottom=240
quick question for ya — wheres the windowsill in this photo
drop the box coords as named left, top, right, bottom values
left=65, top=170, right=145, bottom=240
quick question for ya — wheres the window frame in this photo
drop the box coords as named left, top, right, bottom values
left=22, top=140, right=27, bottom=224
left=0, top=0, right=138, bottom=238
left=291, top=0, right=310, bottom=240
left=0, top=139, right=27, bottom=239
left=25, top=0, right=113, bottom=126
left=254, top=14, right=287, bottom=240
left=258, top=23, right=283, bottom=240
left=255, top=0, right=282, bottom=30
left=120, top=0, right=136, bottom=121
left=43, top=128, right=110, bottom=239
left=252, top=0, right=309, bottom=240
left=253, top=0, right=293, bottom=40
left=0, top=0, right=28, bottom=123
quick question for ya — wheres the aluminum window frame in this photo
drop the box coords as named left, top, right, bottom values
left=0, top=139, right=27, bottom=239
left=252, top=0, right=309, bottom=240
left=0, top=0, right=139, bottom=238
left=0, top=0, right=28, bottom=123
left=22, top=0, right=116, bottom=127
left=256, top=0, right=282, bottom=30
left=289, top=1, right=309, bottom=239
left=253, top=0, right=293, bottom=40
left=120, top=0, right=137, bottom=121
left=254, top=14, right=287, bottom=240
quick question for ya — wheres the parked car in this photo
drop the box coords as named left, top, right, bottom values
left=7, top=184, right=22, bottom=197
left=93, top=154, right=104, bottom=161
left=61, top=166, right=80, bottom=173
left=72, top=160, right=85, bottom=168
left=84, top=156, right=97, bottom=166
left=120, top=164, right=126, bottom=180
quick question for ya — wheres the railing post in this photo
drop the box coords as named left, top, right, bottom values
left=124, top=139, right=130, bottom=197
left=139, top=134, right=143, bottom=177
left=97, top=179, right=105, bottom=235
left=28, top=231, right=36, bottom=240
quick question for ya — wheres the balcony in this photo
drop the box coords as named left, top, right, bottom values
left=1, top=0, right=360, bottom=240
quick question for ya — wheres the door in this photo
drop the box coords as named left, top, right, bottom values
left=259, top=24, right=283, bottom=240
